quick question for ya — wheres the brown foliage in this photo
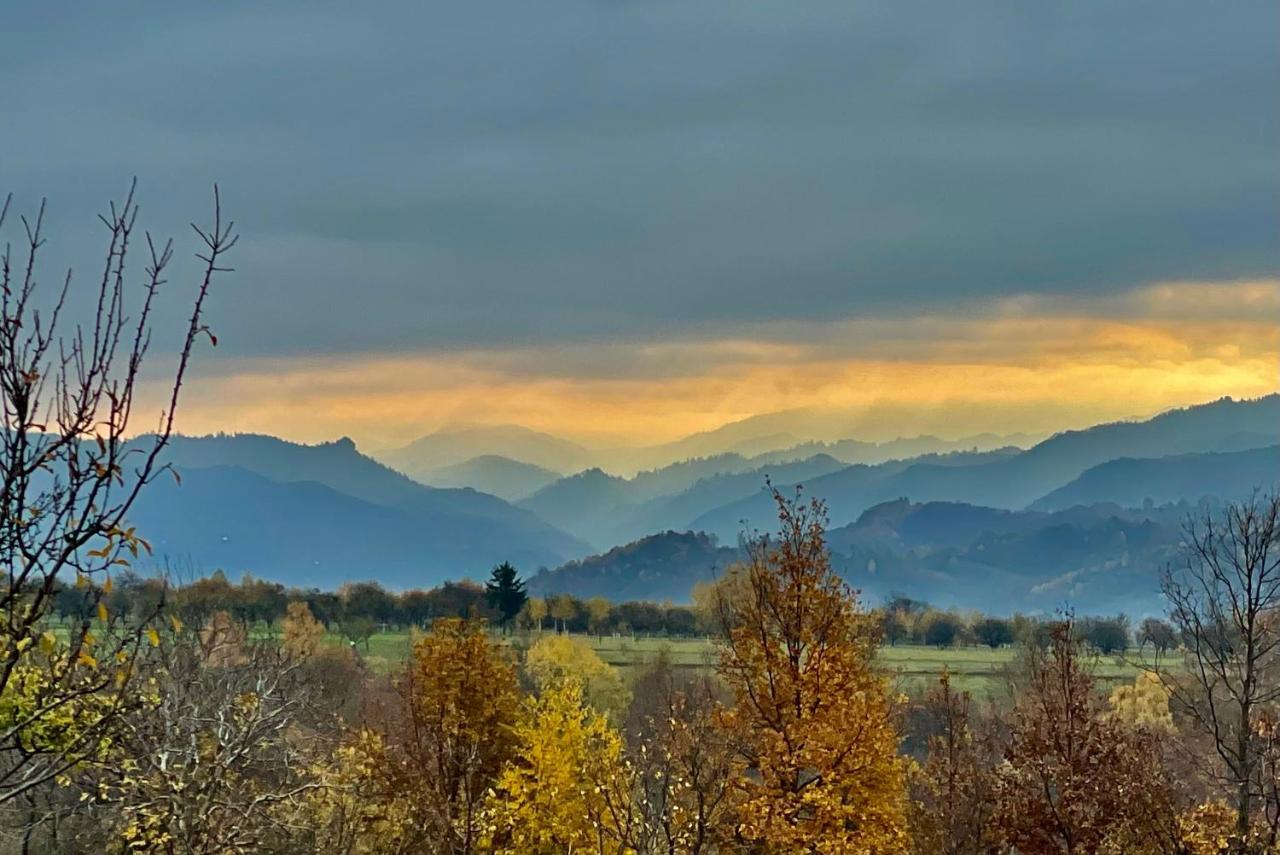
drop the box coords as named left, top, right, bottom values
left=994, top=622, right=1182, bottom=855
left=907, top=671, right=1000, bottom=855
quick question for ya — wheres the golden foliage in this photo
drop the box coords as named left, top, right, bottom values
left=302, top=729, right=421, bottom=855
left=487, top=677, right=631, bottom=854
left=715, top=488, right=909, bottom=854
left=1174, top=801, right=1237, bottom=855
left=523, top=597, right=548, bottom=632
left=525, top=633, right=631, bottom=723
left=402, top=617, right=522, bottom=852
left=281, top=601, right=326, bottom=660
left=1107, top=671, right=1174, bottom=732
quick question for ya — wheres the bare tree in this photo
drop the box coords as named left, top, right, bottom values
left=1160, top=492, right=1280, bottom=845
left=96, top=629, right=326, bottom=854
left=0, top=182, right=235, bottom=804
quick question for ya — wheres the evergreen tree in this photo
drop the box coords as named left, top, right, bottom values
left=486, top=562, right=528, bottom=630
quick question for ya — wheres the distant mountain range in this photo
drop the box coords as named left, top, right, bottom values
left=379, top=424, right=593, bottom=480
left=118, top=394, right=1279, bottom=607
left=827, top=499, right=1192, bottom=614
left=1031, top=445, right=1280, bottom=512
left=518, top=449, right=1017, bottom=551
left=530, top=499, right=1194, bottom=614
left=124, top=434, right=588, bottom=589
left=376, top=421, right=1036, bottom=484
left=688, top=395, right=1280, bottom=542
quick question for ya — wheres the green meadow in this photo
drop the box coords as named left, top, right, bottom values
left=325, top=629, right=1147, bottom=698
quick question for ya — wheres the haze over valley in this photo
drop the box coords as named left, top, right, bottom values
left=122, top=394, right=1279, bottom=614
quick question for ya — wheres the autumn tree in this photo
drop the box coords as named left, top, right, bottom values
left=907, top=671, right=1000, bottom=855
left=587, top=596, right=612, bottom=641
left=624, top=656, right=737, bottom=854
left=487, top=677, right=631, bottom=854
left=282, top=601, right=326, bottom=660
left=524, top=597, right=548, bottom=633
left=524, top=634, right=630, bottom=723
left=97, top=628, right=322, bottom=853
left=994, top=622, right=1182, bottom=854
left=396, top=618, right=521, bottom=853
left=199, top=609, right=248, bottom=667
left=298, top=729, right=419, bottom=855
left=1107, top=672, right=1174, bottom=733
left=1159, top=493, right=1280, bottom=844
left=549, top=594, right=576, bottom=634
left=485, top=562, right=527, bottom=632
left=0, top=183, right=233, bottom=804
left=691, top=564, right=751, bottom=637
left=714, top=486, right=909, bottom=853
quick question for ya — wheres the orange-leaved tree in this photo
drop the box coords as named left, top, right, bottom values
left=281, top=601, right=326, bottom=660
left=396, top=618, right=522, bottom=853
left=714, top=485, right=909, bottom=853
left=296, top=619, right=521, bottom=854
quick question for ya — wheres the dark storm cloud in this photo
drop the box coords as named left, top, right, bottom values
left=3, top=0, right=1277, bottom=360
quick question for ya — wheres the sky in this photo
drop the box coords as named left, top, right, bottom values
left=3, top=0, right=1277, bottom=449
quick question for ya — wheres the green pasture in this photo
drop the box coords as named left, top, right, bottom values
left=325, top=629, right=1148, bottom=698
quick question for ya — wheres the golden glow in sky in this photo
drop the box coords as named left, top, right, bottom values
left=155, top=280, right=1280, bottom=452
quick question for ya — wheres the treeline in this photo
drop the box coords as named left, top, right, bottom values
left=55, top=570, right=1175, bottom=654
left=50, top=572, right=704, bottom=641
left=878, top=596, right=1178, bottom=654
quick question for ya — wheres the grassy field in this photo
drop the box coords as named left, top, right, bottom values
left=330, top=630, right=1147, bottom=698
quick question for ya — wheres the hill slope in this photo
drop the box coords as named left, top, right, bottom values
left=827, top=500, right=1189, bottom=614
left=527, top=531, right=740, bottom=602
left=1031, top=446, right=1280, bottom=511
left=125, top=434, right=590, bottom=587
left=690, top=396, right=1280, bottom=538
left=419, top=455, right=561, bottom=501
left=379, top=424, right=595, bottom=478
left=534, top=499, right=1193, bottom=613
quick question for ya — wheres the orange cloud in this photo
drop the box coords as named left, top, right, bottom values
left=147, top=280, right=1280, bottom=452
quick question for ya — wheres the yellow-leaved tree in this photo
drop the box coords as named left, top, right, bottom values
left=300, top=729, right=421, bottom=855
left=281, top=601, right=326, bottom=660
left=525, top=633, right=631, bottom=722
left=486, top=677, right=632, bottom=854
left=1107, top=671, right=1174, bottom=732
left=715, top=486, right=909, bottom=854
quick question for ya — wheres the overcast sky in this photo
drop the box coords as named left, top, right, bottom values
left=4, top=1, right=1277, bottom=447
